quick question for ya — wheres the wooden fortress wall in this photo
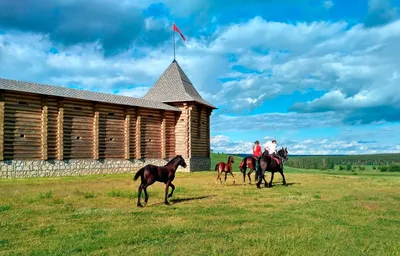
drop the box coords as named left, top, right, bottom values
left=0, top=90, right=185, bottom=178
left=0, top=90, right=179, bottom=161
left=0, top=90, right=212, bottom=178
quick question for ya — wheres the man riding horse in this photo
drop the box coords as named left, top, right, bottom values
left=264, top=139, right=283, bottom=169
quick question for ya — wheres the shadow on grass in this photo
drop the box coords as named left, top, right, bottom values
left=170, top=195, right=215, bottom=204
left=147, top=195, right=216, bottom=207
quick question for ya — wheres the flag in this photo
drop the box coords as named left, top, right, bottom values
left=173, top=24, right=186, bottom=42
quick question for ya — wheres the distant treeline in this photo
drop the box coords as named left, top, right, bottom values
left=285, top=154, right=400, bottom=169
left=232, top=153, right=400, bottom=170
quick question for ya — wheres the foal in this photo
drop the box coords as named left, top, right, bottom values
left=215, top=155, right=236, bottom=184
left=133, top=155, right=187, bottom=207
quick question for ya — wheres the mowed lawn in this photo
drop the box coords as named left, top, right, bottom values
left=0, top=168, right=399, bottom=256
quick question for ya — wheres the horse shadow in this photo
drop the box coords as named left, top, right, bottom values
left=267, top=182, right=298, bottom=187
left=148, top=195, right=215, bottom=206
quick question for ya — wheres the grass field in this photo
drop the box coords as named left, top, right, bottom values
left=1, top=167, right=399, bottom=255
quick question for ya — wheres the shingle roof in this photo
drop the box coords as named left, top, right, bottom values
left=0, top=78, right=181, bottom=112
left=142, top=60, right=217, bottom=109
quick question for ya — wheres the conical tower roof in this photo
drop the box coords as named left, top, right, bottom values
left=142, top=60, right=216, bottom=109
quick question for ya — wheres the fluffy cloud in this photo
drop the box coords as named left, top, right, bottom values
left=211, top=135, right=253, bottom=154
left=211, top=112, right=344, bottom=132
left=211, top=135, right=400, bottom=155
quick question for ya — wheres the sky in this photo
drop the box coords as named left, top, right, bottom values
left=1, top=0, right=400, bottom=155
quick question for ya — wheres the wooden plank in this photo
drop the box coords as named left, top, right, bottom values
left=41, top=96, right=48, bottom=160
left=57, top=100, right=64, bottom=160
left=125, top=109, right=130, bottom=159
left=0, top=91, right=4, bottom=161
left=93, top=105, right=99, bottom=159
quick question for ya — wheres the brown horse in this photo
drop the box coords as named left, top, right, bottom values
left=133, top=155, right=187, bottom=207
left=239, top=156, right=259, bottom=184
left=215, top=155, right=236, bottom=184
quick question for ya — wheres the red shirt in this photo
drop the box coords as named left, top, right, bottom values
left=253, top=145, right=262, bottom=157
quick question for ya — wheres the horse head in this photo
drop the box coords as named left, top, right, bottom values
left=278, top=147, right=289, bottom=162
left=171, top=155, right=187, bottom=168
left=228, top=155, right=234, bottom=164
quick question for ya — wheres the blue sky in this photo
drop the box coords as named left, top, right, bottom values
left=1, top=0, right=400, bottom=155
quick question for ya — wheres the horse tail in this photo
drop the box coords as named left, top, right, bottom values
left=133, top=167, right=145, bottom=182
left=215, top=164, right=219, bottom=171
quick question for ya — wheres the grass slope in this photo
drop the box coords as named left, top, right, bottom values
left=1, top=169, right=399, bottom=255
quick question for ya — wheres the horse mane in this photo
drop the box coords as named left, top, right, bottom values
left=166, top=155, right=180, bottom=166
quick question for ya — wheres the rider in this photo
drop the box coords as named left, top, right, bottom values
left=265, top=139, right=283, bottom=169
left=252, top=140, right=262, bottom=172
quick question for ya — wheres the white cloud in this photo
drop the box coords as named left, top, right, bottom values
left=2, top=14, right=400, bottom=125
left=211, top=136, right=400, bottom=155
left=324, top=0, right=334, bottom=9
left=144, top=17, right=169, bottom=31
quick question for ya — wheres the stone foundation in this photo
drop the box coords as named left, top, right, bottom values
left=189, top=157, right=211, bottom=172
left=0, top=157, right=211, bottom=179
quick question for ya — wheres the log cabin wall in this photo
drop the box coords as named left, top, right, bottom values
left=0, top=88, right=215, bottom=177
left=164, top=111, right=177, bottom=159
left=98, top=104, right=125, bottom=159
left=190, top=104, right=210, bottom=157
left=173, top=104, right=189, bottom=159
left=139, top=108, right=162, bottom=159
left=3, top=92, right=42, bottom=160
left=63, top=99, right=94, bottom=159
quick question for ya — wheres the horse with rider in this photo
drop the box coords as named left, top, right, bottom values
left=239, top=139, right=288, bottom=187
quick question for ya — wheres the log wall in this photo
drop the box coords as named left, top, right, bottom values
left=190, top=104, right=210, bottom=157
left=3, top=92, right=42, bottom=160
left=0, top=91, right=179, bottom=162
left=140, top=108, right=162, bottom=159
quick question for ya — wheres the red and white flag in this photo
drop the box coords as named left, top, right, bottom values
left=173, top=24, right=186, bottom=42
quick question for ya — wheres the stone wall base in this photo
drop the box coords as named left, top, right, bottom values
left=0, top=157, right=211, bottom=179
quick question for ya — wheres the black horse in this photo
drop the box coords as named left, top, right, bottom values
left=256, top=147, right=289, bottom=189
left=133, top=155, right=187, bottom=207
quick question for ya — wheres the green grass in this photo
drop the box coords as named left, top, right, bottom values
left=0, top=169, right=399, bottom=255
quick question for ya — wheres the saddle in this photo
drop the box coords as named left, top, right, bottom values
left=270, top=155, right=280, bottom=165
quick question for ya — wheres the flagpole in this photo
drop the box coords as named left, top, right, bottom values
left=172, top=21, right=176, bottom=60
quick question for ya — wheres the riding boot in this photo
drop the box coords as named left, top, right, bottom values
left=255, top=159, right=259, bottom=180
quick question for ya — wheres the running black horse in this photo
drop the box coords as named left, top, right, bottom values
left=133, top=155, right=187, bottom=207
left=256, top=147, right=289, bottom=189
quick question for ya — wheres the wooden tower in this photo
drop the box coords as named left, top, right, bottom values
left=142, top=60, right=216, bottom=171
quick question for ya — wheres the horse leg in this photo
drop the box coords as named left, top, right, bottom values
left=229, top=171, right=235, bottom=185
left=143, top=185, right=149, bottom=205
left=256, top=169, right=263, bottom=189
left=137, top=183, right=144, bottom=207
left=247, top=169, right=253, bottom=184
left=242, top=168, right=246, bottom=184
left=279, top=170, right=287, bottom=186
left=224, top=172, right=228, bottom=183
left=263, top=174, right=268, bottom=188
left=216, top=171, right=222, bottom=184
left=268, top=172, right=275, bottom=188
left=168, top=183, right=175, bottom=198
left=164, top=181, right=171, bottom=205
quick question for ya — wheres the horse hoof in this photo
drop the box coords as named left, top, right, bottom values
left=165, top=202, right=171, bottom=205
left=168, top=194, right=173, bottom=198
left=137, top=204, right=143, bottom=208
